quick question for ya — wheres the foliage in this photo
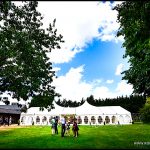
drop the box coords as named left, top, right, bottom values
left=29, top=93, right=56, bottom=111
left=3, top=100, right=10, bottom=105
left=145, top=96, right=150, bottom=105
left=87, top=94, right=146, bottom=113
left=113, top=1, right=150, bottom=97
left=20, top=104, right=27, bottom=113
left=55, top=98, right=85, bottom=107
left=0, top=1, right=64, bottom=110
left=140, top=104, right=150, bottom=123
left=55, top=95, right=146, bottom=113
left=0, top=95, right=10, bottom=105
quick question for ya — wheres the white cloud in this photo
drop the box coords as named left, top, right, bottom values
left=52, top=65, right=92, bottom=101
left=111, top=1, right=123, bottom=7
left=91, top=80, right=133, bottom=99
left=47, top=47, right=83, bottom=64
left=37, top=1, right=123, bottom=64
left=0, top=92, right=26, bottom=105
left=52, top=67, right=61, bottom=72
left=0, top=101, right=5, bottom=105
left=52, top=65, right=133, bottom=101
left=106, top=80, right=114, bottom=84
left=2, top=67, right=133, bottom=104
left=92, top=86, right=116, bottom=99
left=90, top=79, right=102, bottom=87
left=115, top=63, right=124, bottom=75
left=116, top=80, right=133, bottom=96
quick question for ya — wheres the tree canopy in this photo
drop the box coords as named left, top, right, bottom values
left=54, top=94, right=146, bottom=114
left=113, top=1, right=150, bottom=97
left=0, top=1, right=64, bottom=110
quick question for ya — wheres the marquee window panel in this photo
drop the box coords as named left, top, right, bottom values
left=91, top=116, right=96, bottom=124
left=42, top=116, right=47, bottom=123
left=98, top=116, right=103, bottom=124
left=124, top=115, right=131, bottom=123
left=105, top=116, right=110, bottom=124
left=21, top=116, right=25, bottom=124
left=112, top=116, right=117, bottom=123
left=36, top=116, right=40, bottom=124
left=84, top=116, right=88, bottom=124
left=77, top=116, right=82, bottom=124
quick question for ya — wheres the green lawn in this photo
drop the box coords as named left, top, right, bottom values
left=0, top=123, right=150, bottom=149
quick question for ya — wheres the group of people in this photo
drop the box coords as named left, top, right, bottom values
left=0, top=116, right=12, bottom=126
left=50, top=116, right=79, bottom=138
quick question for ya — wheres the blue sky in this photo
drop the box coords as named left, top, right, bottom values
left=40, top=1, right=133, bottom=101
left=0, top=1, right=134, bottom=104
left=55, top=39, right=125, bottom=80
left=53, top=38, right=131, bottom=99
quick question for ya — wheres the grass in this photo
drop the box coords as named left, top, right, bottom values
left=0, top=123, right=150, bottom=149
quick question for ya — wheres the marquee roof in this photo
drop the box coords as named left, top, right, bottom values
left=22, top=101, right=131, bottom=116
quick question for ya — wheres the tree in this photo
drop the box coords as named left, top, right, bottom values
left=20, top=104, right=27, bottom=113
left=3, top=100, right=10, bottom=105
left=140, top=104, right=150, bottom=123
left=113, top=1, right=150, bottom=97
left=139, top=96, right=150, bottom=123
left=0, top=1, right=64, bottom=110
left=87, top=95, right=95, bottom=105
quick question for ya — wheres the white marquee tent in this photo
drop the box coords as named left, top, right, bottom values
left=20, top=101, right=133, bottom=126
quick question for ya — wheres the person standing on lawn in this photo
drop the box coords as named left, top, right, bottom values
left=54, top=116, right=58, bottom=134
left=60, top=116, right=66, bottom=137
left=65, top=121, right=71, bottom=136
left=72, top=119, right=79, bottom=137
left=51, top=117, right=55, bottom=135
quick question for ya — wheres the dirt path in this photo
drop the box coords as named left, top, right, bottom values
left=0, top=124, right=25, bottom=130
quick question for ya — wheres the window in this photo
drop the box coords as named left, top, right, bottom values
left=36, top=116, right=40, bottom=124
left=119, top=115, right=124, bottom=124
left=112, top=116, right=116, bottom=123
left=124, top=115, right=130, bottom=123
left=91, top=116, right=96, bottom=124
left=49, top=116, right=53, bottom=123
left=77, top=116, right=82, bottom=124
left=105, top=116, right=110, bottom=124
left=98, top=116, right=103, bottom=124
left=21, top=116, right=25, bottom=124
left=42, top=116, right=47, bottom=123
left=84, top=116, right=88, bottom=124
left=28, top=116, right=33, bottom=124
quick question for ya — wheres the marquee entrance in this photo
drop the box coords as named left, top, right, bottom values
left=61, top=114, right=76, bottom=123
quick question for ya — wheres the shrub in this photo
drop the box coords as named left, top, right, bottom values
left=140, top=104, right=150, bottom=123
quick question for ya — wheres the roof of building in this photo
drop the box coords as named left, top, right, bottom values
left=0, top=105, right=22, bottom=114
left=0, top=108, right=21, bottom=114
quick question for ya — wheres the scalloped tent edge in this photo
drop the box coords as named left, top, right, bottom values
left=20, top=101, right=133, bottom=125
